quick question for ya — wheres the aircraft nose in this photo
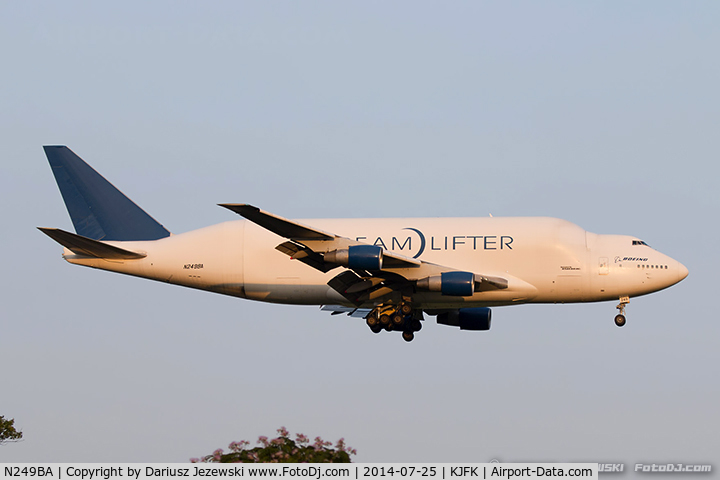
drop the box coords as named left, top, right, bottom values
left=677, top=262, right=689, bottom=282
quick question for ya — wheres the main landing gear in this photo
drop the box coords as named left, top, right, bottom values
left=615, top=296, right=629, bottom=327
left=366, top=301, right=422, bottom=342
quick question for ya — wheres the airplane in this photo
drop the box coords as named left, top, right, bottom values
left=38, top=146, right=689, bottom=342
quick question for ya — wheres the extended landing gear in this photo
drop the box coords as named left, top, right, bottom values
left=615, top=296, right=629, bottom=327
left=366, top=301, right=422, bottom=342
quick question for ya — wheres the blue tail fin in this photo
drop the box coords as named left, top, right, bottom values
left=44, top=146, right=171, bottom=241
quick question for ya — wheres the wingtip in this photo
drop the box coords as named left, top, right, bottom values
left=218, top=203, right=258, bottom=215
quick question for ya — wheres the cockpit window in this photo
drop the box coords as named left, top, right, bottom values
left=632, top=240, right=650, bottom=247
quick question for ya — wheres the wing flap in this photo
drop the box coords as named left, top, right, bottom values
left=320, top=305, right=372, bottom=318
left=275, top=241, right=337, bottom=273
left=38, top=227, right=146, bottom=260
left=327, top=270, right=365, bottom=305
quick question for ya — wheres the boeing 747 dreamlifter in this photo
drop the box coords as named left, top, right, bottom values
left=39, top=146, right=688, bottom=342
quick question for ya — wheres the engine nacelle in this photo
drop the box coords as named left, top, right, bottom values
left=436, top=307, right=492, bottom=331
left=324, top=245, right=383, bottom=270
left=417, top=271, right=475, bottom=296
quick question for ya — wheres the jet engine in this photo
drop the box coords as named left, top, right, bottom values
left=417, top=271, right=475, bottom=296
left=324, top=245, right=383, bottom=270
left=436, top=307, right=492, bottom=331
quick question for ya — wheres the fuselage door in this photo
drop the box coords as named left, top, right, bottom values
left=599, top=257, right=609, bottom=275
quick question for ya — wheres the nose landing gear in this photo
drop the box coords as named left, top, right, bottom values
left=615, top=296, right=629, bottom=327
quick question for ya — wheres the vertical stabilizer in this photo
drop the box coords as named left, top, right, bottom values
left=44, top=146, right=171, bottom=241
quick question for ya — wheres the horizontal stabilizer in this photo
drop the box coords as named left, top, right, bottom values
left=38, top=227, right=146, bottom=260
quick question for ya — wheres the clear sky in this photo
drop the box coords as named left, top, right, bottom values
left=1, top=1, right=718, bottom=474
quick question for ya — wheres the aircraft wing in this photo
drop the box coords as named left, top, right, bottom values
left=219, top=203, right=508, bottom=305
left=219, top=204, right=421, bottom=269
left=223, top=204, right=336, bottom=241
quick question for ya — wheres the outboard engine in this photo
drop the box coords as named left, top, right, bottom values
left=324, top=245, right=383, bottom=270
left=436, top=307, right=492, bottom=331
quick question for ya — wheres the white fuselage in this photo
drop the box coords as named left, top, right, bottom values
left=59, top=217, right=688, bottom=310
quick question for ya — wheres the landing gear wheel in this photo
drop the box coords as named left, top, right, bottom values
left=379, top=314, right=391, bottom=326
left=402, top=331, right=415, bottom=342
left=410, top=319, right=422, bottom=332
left=392, top=314, right=405, bottom=326
left=366, top=315, right=379, bottom=328
left=370, top=325, right=382, bottom=334
left=401, top=304, right=412, bottom=315
left=614, top=314, right=626, bottom=327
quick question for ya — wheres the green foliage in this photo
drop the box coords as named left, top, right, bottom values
left=192, top=427, right=356, bottom=463
left=0, top=416, right=23, bottom=445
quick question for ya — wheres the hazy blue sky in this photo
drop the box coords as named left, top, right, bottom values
left=2, top=1, right=718, bottom=475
